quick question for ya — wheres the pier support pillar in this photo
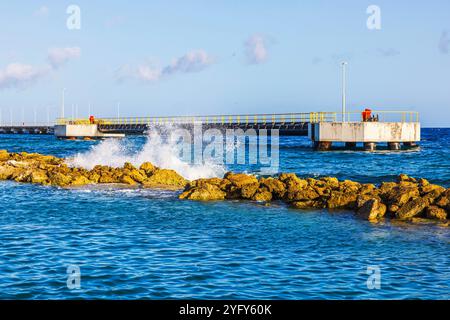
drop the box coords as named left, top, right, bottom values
left=364, top=142, right=377, bottom=152
left=345, top=142, right=357, bottom=149
left=388, top=142, right=401, bottom=150
left=314, top=141, right=332, bottom=151
left=404, top=142, right=418, bottom=148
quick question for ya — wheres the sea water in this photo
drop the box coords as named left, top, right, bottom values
left=0, top=128, right=448, bottom=299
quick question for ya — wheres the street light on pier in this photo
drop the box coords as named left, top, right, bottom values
left=341, top=62, right=348, bottom=122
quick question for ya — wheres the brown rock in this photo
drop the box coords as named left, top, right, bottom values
left=179, top=183, right=226, bottom=201
left=426, top=206, right=447, bottom=221
left=121, top=175, right=137, bottom=185
left=420, top=184, right=446, bottom=195
left=396, top=197, right=429, bottom=220
left=251, top=188, right=273, bottom=202
left=327, top=191, right=358, bottom=209
left=320, top=177, right=339, bottom=189
left=357, top=199, right=387, bottom=221
left=128, top=169, right=146, bottom=183
left=143, top=169, right=187, bottom=188
left=0, top=150, right=9, bottom=161
left=241, top=182, right=260, bottom=199
left=397, top=174, right=417, bottom=183
left=48, top=172, right=72, bottom=186
left=339, top=180, right=361, bottom=193
left=30, top=170, right=49, bottom=184
left=99, top=173, right=116, bottom=184
left=140, top=162, right=156, bottom=176
left=435, top=189, right=450, bottom=210
left=70, top=175, right=92, bottom=186
left=285, top=186, right=319, bottom=202
left=356, top=194, right=382, bottom=209
left=224, top=172, right=258, bottom=188
left=291, top=200, right=324, bottom=209
left=259, top=177, right=286, bottom=199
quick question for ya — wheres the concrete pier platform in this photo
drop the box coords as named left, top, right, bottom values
left=54, top=124, right=125, bottom=139
left=309, top=122, right=421, bottom=151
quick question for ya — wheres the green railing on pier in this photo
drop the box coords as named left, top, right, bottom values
left=55, top=111, right=419, bottom=126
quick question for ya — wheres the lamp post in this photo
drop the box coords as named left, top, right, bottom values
left=341, top=62, right=348, bottom=122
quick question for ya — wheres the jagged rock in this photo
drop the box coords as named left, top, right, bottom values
left=88, top=172, right=100, bottom=183
left=418, top=178, right=430, bottom=187
left=0, top=150, right=9, bottom=161
left=285, top=186, right=319, bottom=202
left=379, top=182, right=398, bottom=196
left=259, top=177, right=286, bottom=199
left=48, top=172, right=72, bottom=186
left=327, top=191, right=358, bottom=209
left=140, top=162, right=156, bottom=175
left=121, top=175, right=137, bottom=185
left=251, top=188, right=273, bottom=202
left=224, top=172, right=258, bottom=188
left=241, top=182, right=260, bottom=199
left=420, top=184, right=445, bottom=195
left=384, top=186, right=420, bottom=209
left=279, top=173, right=308, bottom=192
left=339, top=180, right=361, bottom=193
left=123, top=162, right=137, bottom=171
left=30, top=170, right=49, bottom=184
left=356, top=194, right=382, bottom=209
left=320, top=177, right=339, bottom=189
left=397, top=174, right=417, bottom=183
left=426, top=206, right=447, bottom=221
left=291, top=200, right=324, bottom=209
left=99, top=173, right=116, bottom=184
left=396, top=197, right=429, bottom=220
left=436, top=189, right=450, bottom=210
left=70, top=175, right=92, bottom=186
left=179, top=183, right=226, bottom=201
left=143, top=169, right=187, bottom=188
left=360, top=184, right=377, bottom=195
left=357, top=199, right=387, bottom=221
left=128, top=169, right=146, bottom=183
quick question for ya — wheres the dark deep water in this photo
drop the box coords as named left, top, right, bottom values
left=0, top=128, right=448, bottom=299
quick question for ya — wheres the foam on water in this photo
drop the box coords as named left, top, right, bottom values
left=68, top=126, right=226, bottom=180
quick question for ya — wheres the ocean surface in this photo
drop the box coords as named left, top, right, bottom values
left=0, top=128, right=449, bottom=299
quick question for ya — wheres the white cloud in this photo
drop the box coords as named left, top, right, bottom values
left=245, top=34, right=269, bottom=64
left=34, top=6, right=49, bottom=17
left=162, top=50, right=214, bottom=75
left=439, top=30, right=449, bottom=54
left=0, top=63, right=49, bottom=89
left=47, top=47, right=81, bottom=69
left=117, top=50, right=214, bottom=84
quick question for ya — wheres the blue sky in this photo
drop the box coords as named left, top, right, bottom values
left=0, top=0, right=449, bottom=126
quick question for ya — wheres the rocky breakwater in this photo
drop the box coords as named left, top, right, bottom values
left=180, top=172, right=450, bottom=225
left=0, top=150, right=187, bottom=189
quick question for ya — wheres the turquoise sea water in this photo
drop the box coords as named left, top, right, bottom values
left=0, top=128, right=449, bottom=299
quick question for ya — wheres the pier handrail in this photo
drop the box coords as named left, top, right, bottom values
left=55, top=111, right=419, bottom=126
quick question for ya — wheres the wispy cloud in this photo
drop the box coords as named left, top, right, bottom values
left=116, top=50, right=214, bottom=84
left=439, top=30, right=449, bottom=54
left=34, top=6, right=49, bottom=17
left=47, top=47, right=81, bottom=69
left=377, top=48, right=400, bottom=57
left=245, top=34, right=270, bottom=64
left=0, top=63, right=50, bottom=89
left=0, top=47, right=81, bottom=90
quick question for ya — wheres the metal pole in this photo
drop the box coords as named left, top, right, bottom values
left=88, top=102, right=91, bottom=117
left=341, top=62, right=348, bottom=122
left=117, top=102, right=120, bottom=120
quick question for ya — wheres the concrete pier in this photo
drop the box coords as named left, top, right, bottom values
left=309, top=122, right=420, bottom=151
left=54, top=124, right=125, bottom=139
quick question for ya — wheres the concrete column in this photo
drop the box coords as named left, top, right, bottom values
left=345, top=142, right=357, bottom=149
left=315, top=141, right=332, bottom=151
left=364, top=142, right=377, bottom=151
left=388, top=142, right=401, bottom=150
